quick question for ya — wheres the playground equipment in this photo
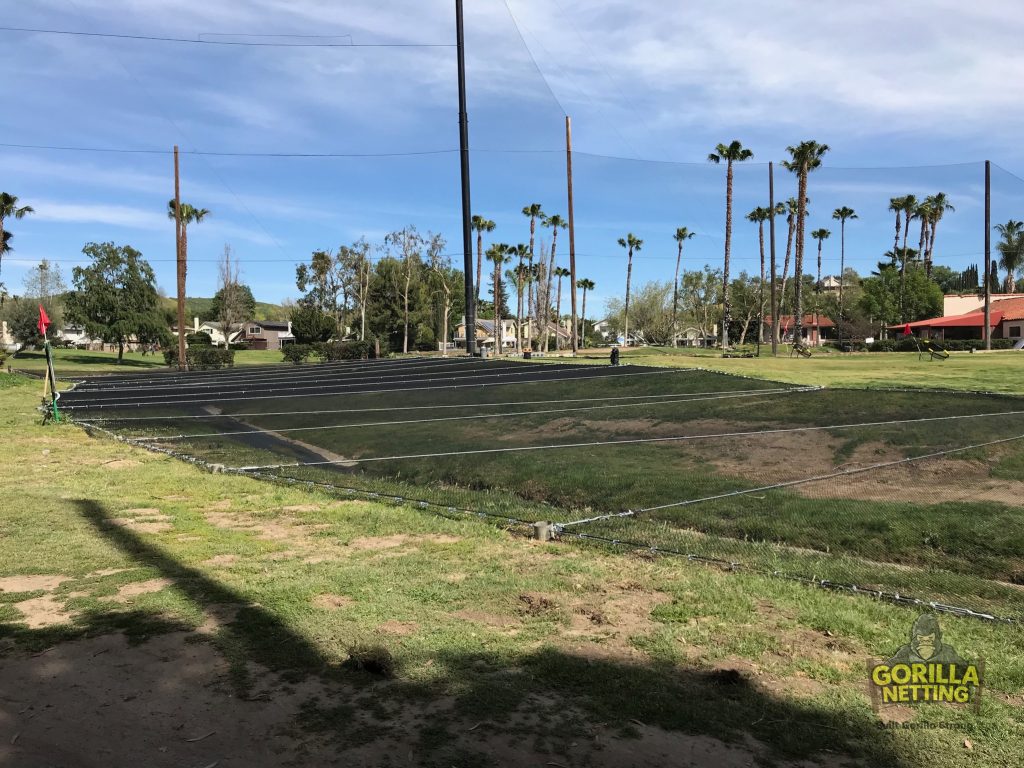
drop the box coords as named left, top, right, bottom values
left=915, top=337, right=950, bottom=362
left=791, top=341, right=812, bottom=358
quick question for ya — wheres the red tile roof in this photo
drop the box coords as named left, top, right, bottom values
left=763, top=314, right=835, bottom=328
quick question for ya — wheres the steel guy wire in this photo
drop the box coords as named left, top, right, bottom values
left=130, top=386, right=807, bottom=441
left=60, top=362, right=605, bottom=405
left=71, top=357, right=535, bottom=392
left=635, top=431, right=1024, bottom=514
left=74, top=417, right=1022, bottom=625
left=82, top=385, right=805, bottom=422
left=234, top=409, right=1024, bottom=472
left=58, top=367, right=683, bottom=410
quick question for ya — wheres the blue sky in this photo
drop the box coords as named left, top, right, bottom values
left=5, top=0, right=1024, bottom=315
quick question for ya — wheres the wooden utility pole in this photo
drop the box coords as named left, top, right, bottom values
left=174, top=146, right=186, bottom=371
left=566, top=116, right=579, bottom=355
left=984, top=160, right=991, bottom=350
left=455, top=0, right=477, bottom=356
left=768, top=161, right=778, bottom=356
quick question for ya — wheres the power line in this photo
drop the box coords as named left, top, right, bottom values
left=0, top=142, right=459, bottom=157
left=0, top=26, right=453, bottom=47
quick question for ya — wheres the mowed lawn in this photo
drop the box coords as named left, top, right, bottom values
left=1, top=373, right=1024, bottom=767
left=567, top=346, right=1024, bottom=394
left=5, top=347, right=288, bottom=376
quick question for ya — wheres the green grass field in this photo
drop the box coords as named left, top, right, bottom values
left=2, top=371, right=1024, bottom=766
left=96, top=360, right=1024, bottom=619
left=5, top=346, right=288, bottom=376
left=575, top=346, right=1024, bottom=394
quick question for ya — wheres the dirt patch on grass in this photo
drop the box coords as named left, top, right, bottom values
left=376, top=620, right=419, bottom=636
left=0, top=575, right=70, bottom=594
left=800, top=454, right=1024, bottom=505
left=282, top=504, right=320, bottom=513
left=100, top=458, right=141, bottom=469
left=347, top=534, right=460, bottom=551
left=202, top=554, right=239, bottom=567
left=12, top=595, right=75, bottom=628
left=313, top=594, right=354, bottom=610
left=109, top=578, right=174, bottom=602
left=85, top=568, right=132, bottom=578
left=196, top=603, right=244, bottom=634
left=107, top=509, right=172, bottom=534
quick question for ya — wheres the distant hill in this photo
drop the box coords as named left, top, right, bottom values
left=161, top=296, right=286, bottom=323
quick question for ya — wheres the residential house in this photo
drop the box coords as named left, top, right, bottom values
left=454, top=317, right=518, bottom=352
left=895, top=296, right=1024, bottom=341
left=236, top=320, right=295, bottom=350
left=764, top=314, right=835, bottom=346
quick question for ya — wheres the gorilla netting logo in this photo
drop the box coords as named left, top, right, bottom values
left=869, top=613, right=984, bottom=713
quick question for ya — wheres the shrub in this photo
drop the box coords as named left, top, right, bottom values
left=164, top=347, right=235, bottom=369
left=185, top=331, right=213, bottom=347
left=228, top=342, right=249, bottom=351
left=290, top=305, right=337, bottom=344
left=315, top=340, right=375, bottom=361
left=282, top=344, right=313, bottom=365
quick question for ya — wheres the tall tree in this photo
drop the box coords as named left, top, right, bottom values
left=831, top=206, right=858, bottom=342
left=995, top=220, right=1024, bottom=293
left=782, top=140, right=829, bottom=343
left=383, top=226, right=426, bottom=353
left=487, top=244, right=510, bottom=354
left=672, top=227, right=696, bottom=346
left=65, top=242, right=168, bottom=362
left=211, top=244, right=255, bottom=345
left=745, top=210, right=769, bottom=343
left=888, top=197, right=903, bottom=260
left=552, top=266, right=571, bottom=350
left=167, top=199, right=209, bottom=354
left=471, top=215, right=496, bottom=305
left=540, top=214, right=567, bottom=351
left=510, top=243, right=530, bottom=350
left=576, top=278, right=595, bottom=347
left=344, top=238, right=373, bottom=341
left=779, top=197, right=804, bottom=324
left=708, top=141, right=754, bottom=347
left=522, top=203, right=545, bottom=339
left=810, top=228, right=831, bottom=343
left=426, top=234, right=454, bottom=356
left=925, top=193, right=955, bottom=276
left=0, top=193, right=34, bottom=285
left=896, top=194, right=918, bottom=317
left=617, top=233, right=643, bottom=345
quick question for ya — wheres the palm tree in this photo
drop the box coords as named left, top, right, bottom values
left=486, top=244, right=510, bottom=354
left=509, top=244, right=531, bottom=350
left=888, top=197, right=903, bottom=259
left=541, top=214, right=567, bottom=351
left=167, top=200, right=210, bottom=352
left=810, top=228, right=831, bottom=288
left=782, top=140, right=830, bottom=344
left=617, top=233, right=643, bottom=346
left=779, top=196, right=804, bottom=320
left=0, top=193, right=34, bottom=283
left=708, top=141, right=755, bottom=348
left=831, top=206, right=857, bottom=345
left=672, top=227, right=696, bottom=346
left=745, top=209, right=770, bottom=343
left=0, top=231, right=12, bottom=254
left=925, top=193, right=955, bottom=276
left=471, top=215, right=496, bottom=305
left=552, top=266, right=571, bottom=349
left=576, top=278, right=595, bottom=348
left=995, top=220, right=1024, bottom=293
left=915, top=200, right=932, bottom=264
left=522, top=203, right=545, bottom=339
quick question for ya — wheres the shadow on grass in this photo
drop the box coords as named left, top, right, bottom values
left=0, top=498, right=914, bottom=767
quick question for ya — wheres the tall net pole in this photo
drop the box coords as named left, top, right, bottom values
left=174, top=146, right=186, bottom=371
left=984, top=160, right=991, bottom=351
left=566, top=116, right=578, bottom=356
left=768, top=161, right=778, bottom=356
left=455, top=0, right=477, bottom=356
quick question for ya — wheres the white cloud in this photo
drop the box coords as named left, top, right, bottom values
left=31, top=201, right=168, bottom=229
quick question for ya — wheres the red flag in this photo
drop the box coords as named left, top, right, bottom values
left=902, top=323, right=912, bottom=336
left=38, top=304, right=51, bottom=338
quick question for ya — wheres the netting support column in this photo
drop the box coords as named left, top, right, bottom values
left=984, top=160, right=991, bottom=351
left=455, top=0, right=477, bottom=356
